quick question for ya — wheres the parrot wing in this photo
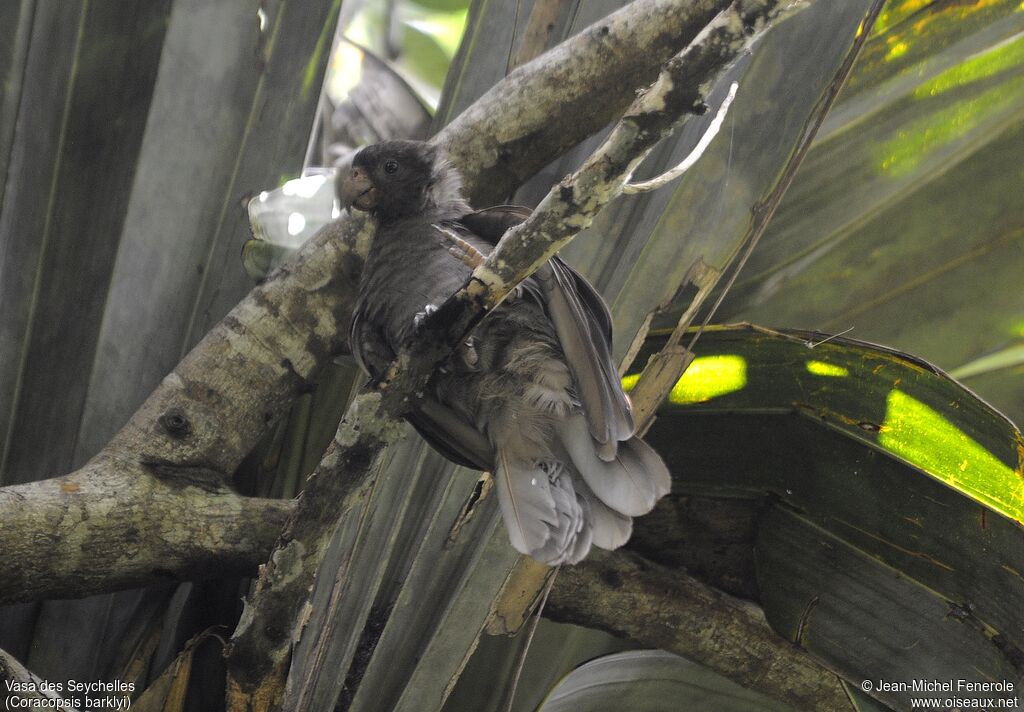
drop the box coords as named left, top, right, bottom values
left=352, top=204, right=635, bottom=473
left=459, top=206, right=635, bottom=458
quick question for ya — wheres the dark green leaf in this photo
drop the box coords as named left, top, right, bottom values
left=635, top=325, right=1024, bottom=708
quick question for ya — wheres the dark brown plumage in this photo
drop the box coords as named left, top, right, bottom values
left=339, top=140, right=670, bottom=564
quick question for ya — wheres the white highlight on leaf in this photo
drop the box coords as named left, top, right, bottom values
left=623, top=81, right=739, bottom=194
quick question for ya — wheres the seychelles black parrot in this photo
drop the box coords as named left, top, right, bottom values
left=338, top=140, right=670, bottom=565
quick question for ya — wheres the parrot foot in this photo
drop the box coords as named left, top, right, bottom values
left=447, top=238, right=485, bottom=268
left=433, top=224, right=486, bottom=268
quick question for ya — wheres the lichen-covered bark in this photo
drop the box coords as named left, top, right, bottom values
left=0, top=214, right=369, bottom=603
left=466, top=2, right=783, bottom=305
left=105, top=215, right=372, bottom=478
left=442, top=0, right=732, bottom=205
left=0, top=463, right=295, bottom=604
left=224, top=391, right=405, bottom=703
left=547, top=549, right=852, bottom=712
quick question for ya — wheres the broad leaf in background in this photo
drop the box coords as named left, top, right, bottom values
left=529, top=1, right=877, bottom=360
left=633, top=325, right=1024, bottom=711
left=713, top=0, right=1024, bottom=428
left=0, top=0, right=175, bottom=682
left=537, top=650, right=792, bottom=712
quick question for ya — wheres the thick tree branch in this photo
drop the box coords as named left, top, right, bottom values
left=224, top=2, right=803, bottom=708
left=0, top=0, right=724, bottom=607
left=547, top=549, right=852, bottom=711
left=442, top=0, right=738, bottom=205
left=0, top=213, right=367, bottom=603
left=0, top=465, right=295, bottom=604
left=0, top=2, right=849, bottom=711
left=462, top=1, right=779, bottom=310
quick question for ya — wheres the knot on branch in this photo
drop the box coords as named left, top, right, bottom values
left=158, top=408, right=193, bottom=439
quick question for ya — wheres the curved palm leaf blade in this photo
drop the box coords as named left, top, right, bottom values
left=536, top=650, right=791, bottom=712
left=714, top=0, right=1024, bottom=428
left=632, top=324, right=1024, bottom=710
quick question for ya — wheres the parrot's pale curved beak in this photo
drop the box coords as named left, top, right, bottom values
left=339, top=167, right=376, bottom=211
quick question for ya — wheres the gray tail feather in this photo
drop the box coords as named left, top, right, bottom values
left=532, top=463, right=590, bottom=564
left=557, top=414, right=671, bottom=517
left=494, top=450, right=559, bottom=557
left=576, top=478, right=632, bottom=552
left=494, top=453, right=638, bottom=566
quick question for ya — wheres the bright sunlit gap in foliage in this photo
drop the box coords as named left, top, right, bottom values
left=879, top=390, right=1024, bottom=523
left=622, top=355, right=748, bottom=404
left=328, top=42, right=365, bottom=103
left=287, top=213, right=307, bottom=236
left=282, top=174, right=328, bottom=198
left=805, top=360, right=851, bottom=377
left=914, top=32, right=1024, bottom=98
left=336, top=0, right=469, bottom=109
left=875, top=76, right=1024, bottom=175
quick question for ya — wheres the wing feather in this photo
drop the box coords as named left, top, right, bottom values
left=459, top=206, right=634, bottom=455
left=495, top=451, right=558, bottom=556
left=406, top=400, right=493, bottom=471
left=364, top=206, right=637, bottom=486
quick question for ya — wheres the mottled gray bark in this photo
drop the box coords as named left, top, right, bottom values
left=0, top=463, right=295, bottom=604
left=444, top=0, right=737, bottom=205
left=462, top=1, right=784, bottom=308
left=0, top=213, right=368, bottom=604
left=547, top=549, right=852, bottom=712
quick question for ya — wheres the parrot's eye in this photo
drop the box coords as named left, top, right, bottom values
left=383, top=159, right=399, bottom=175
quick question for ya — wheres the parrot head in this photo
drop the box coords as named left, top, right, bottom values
left=338, top=140, right=465, bottom=223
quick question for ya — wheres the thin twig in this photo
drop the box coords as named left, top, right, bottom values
left=500, top=568, right=559, bottom=712
left=623, top=81, right=739, bottom=194
left=805, top=326, right=854, bottom=349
